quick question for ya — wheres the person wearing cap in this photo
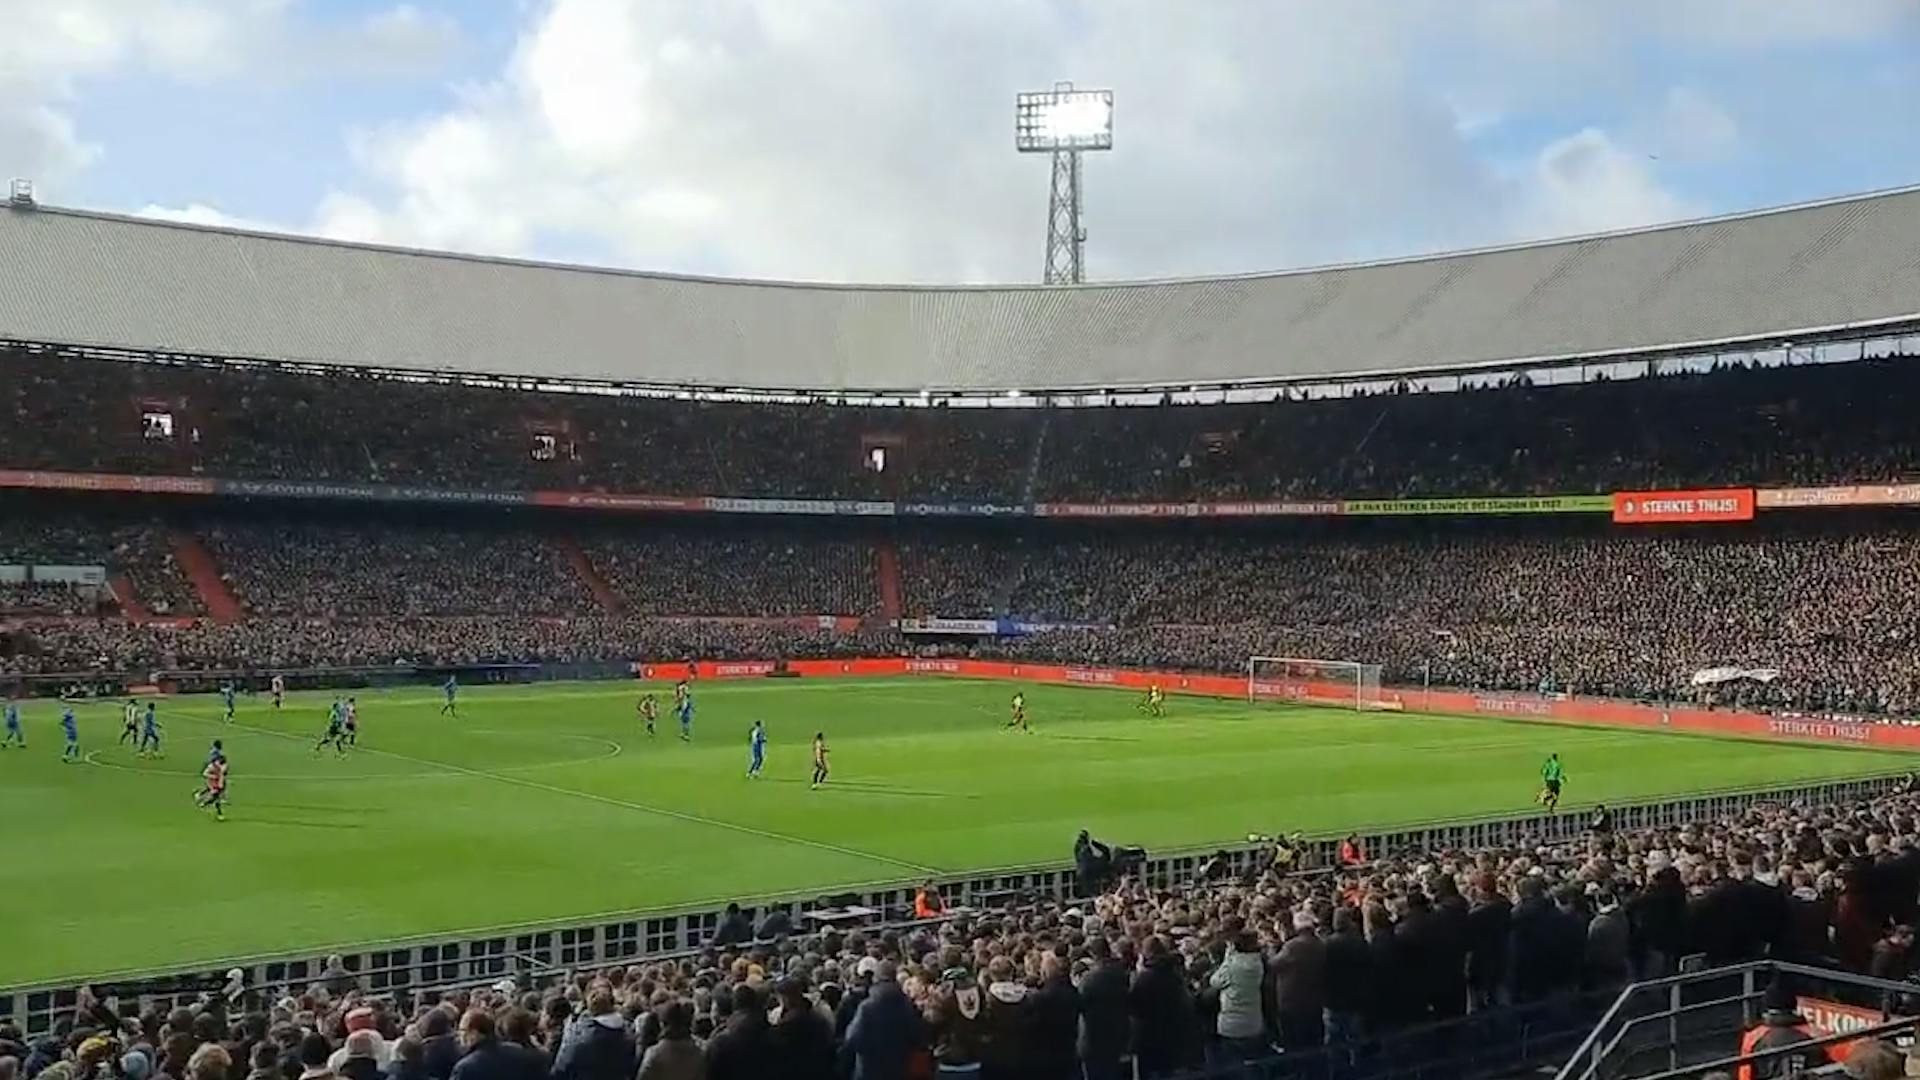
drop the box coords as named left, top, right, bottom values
left=1735, top=982, right=1844, bottom=1080
left=770, top=977, right=834, bottom=1080
left=551, top=989, right=635, bottom=1080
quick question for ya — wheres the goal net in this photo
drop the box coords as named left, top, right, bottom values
left=1247, top=656, right=1387, bottom=710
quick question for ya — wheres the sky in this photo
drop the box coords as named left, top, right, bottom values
left=5, top=0, right=1919, bottom=285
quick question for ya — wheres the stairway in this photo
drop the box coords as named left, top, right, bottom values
left=107, top=572, right=153, bottom=622
left=874, top=541, right=903, bottom=622
left=170, top=529, right=245, bottom=623
left=558, top=537, right=622, bottom=612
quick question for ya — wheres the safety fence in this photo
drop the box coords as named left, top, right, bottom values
left=3, top=770, right=1908, bottom=1036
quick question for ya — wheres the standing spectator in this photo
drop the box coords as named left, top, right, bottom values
left=1586, top=892, right=1633, bottom=992
left=1322, top=908, right=1372, bottom=1044
left=1271, top=912, right=1327, bottom=1051
left=1466, top=873, right=1511, bottom=1011
left=1207, top=928, right=1267, bottom=1066
left=635, top=1003, right=703, bottom=1080
left=1508, top=878, right=1562, bottom=1004
left=1076, top=938, right=1132, bottom=1080
left=550, top=989, right=634, bottom=1080
left=704, top=984, right=778, bottom=1080
left=840, top=962, right=924, bottom=1080
left=768, top=978, right=834, bottom=1080
left=1428, top=876, right=1471, bottom=1019
left=384, top=1039, right=428, bottom=1080
left=1128, top=937, right=1199, bottom=1080
left=1026, top=954, right=1079, bottom=1080
left=339, top=1033, right=383, bottom=1080
left=418, top=1011, right=461, bottom=1080
left=299, top=1034, right=337, bottom=1080
left=190, top=1045, right=233, bottom=1080
left=450, top=1011, right=539, bottom=1080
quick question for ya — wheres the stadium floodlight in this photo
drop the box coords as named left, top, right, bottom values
left=1015, top=88, right=1114, bottom=152
left=1015, top=83, right=1113, bottom=284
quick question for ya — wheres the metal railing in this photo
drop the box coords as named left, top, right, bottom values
left=1559, top=959, right=1920, bottom=1080
left=4, top=769, right=1908, bottom=1036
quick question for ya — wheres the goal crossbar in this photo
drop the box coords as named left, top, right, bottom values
left=1246, top=655, right=1385, bottom=711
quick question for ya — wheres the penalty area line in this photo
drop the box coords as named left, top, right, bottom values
left=213, top=716, right=941, bottom=877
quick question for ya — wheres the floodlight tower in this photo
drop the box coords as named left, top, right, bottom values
left=1015, top=83, right=1113, bottom=284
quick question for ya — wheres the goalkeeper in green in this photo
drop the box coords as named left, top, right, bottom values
left=1539, top=753, right=1566, bottom=812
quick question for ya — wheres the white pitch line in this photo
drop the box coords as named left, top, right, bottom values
left=201, top=712, right=940, bottom=876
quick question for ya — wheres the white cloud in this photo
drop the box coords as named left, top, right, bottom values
left=28, top=0, right=1915, bottom=284
left=1512, top=128, right=1700, bottom=239
left=0, top=2, right=460, bottom=193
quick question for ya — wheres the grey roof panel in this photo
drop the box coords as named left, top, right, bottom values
left=2, top=186, right=1919, bottom=392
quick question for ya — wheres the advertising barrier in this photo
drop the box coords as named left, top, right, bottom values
left=1612, top=488, right=1756, bottom=524
left=896, top=617, right=1000, bottom=635
left=1758, top=484, right=1920, bottom=510
left=0, top=464, right=1911, bottom=522
left=1342, top=495, right=1612, bottom=516
left=631, top=655, right=1920, bottom=751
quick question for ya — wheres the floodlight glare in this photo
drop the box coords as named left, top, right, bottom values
left=1015, top=88, right=1113, bottom=152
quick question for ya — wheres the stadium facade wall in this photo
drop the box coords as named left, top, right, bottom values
left=638, top=657, right=1920, bottom=751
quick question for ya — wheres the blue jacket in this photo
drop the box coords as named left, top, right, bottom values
left=840, top=980, right=926, bottom=1080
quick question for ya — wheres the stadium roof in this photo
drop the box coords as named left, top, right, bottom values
left=3, top=186, right=1920, bottom=394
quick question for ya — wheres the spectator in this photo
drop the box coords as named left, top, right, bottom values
left=1025, top=954, right=1078, bottom=1080
left=839, top=962, right=923, bottom=1080
left=1321, top=908, right=1371, bottom=1044
left=1129, top=937, right=1199, bottom=1079
left=703, top=983, right=777, bottom=1080
left=549, top=989, right=634, bottom=1080
left=384, top=1039, right=427, bottom=1080
left=339, top=1033, right=383, bottom=1080
left=635, top=1003, right=703, bottom=1080
left=449, top=1011, right=538, bottom=1080
left=1074, top=937, right=1131, bottom=1080
left=1271, top=911, right=1327, bottom=1051
left=767, top=978, right=834, bottom=1080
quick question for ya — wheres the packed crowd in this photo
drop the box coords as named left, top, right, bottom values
left=16, top=782, right=1920, bottom=1080
left=0, top=516, right=198, bottom=616
left=0, top=618, right=900, bottom=678
left=581, top=532, right=879, bottom=617
left=2, top=507, right=1918, bottom=714
left=6, top=346, right=1920, bottom=503
left=200, top=521, right=591, bottom=618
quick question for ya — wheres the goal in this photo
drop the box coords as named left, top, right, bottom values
left=1247, top=656, right=1386, bottom=710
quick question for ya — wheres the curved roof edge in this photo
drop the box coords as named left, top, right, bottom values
left=2, top=184, right=1919, bottom=392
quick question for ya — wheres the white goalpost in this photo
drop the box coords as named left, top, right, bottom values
left=1247, top=656, right=1388, bottom=711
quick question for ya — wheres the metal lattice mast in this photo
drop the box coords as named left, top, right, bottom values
left=1016, top=82, right=1111, bottom=287
left=1044, top=148, right=1084, bottom=284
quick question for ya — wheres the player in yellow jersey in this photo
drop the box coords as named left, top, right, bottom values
left=1138, top=684, right=1165, bottom=718
left=1006, top=691, right=1029, bottom=732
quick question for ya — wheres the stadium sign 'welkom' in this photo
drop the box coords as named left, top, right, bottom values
left=0, top=467, right=1910, bottom=519
left=3, top=187, right=1920, bottom=394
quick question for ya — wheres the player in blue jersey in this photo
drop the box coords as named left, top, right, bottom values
left=60, top=705, right=80, bottom=762
left=675, top=681, right=694, bottom=741
left=139, top=700, right=163, bottom=758
left=2, top=699, right=22, bottom=748
left=440, top=675, right=458, bottom=718
left=747, top=721, right=767, bottom=778
left=220, top=682, right=237, bottom=723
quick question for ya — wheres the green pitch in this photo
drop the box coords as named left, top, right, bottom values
left=0, top=677, right=1910, bottom=986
